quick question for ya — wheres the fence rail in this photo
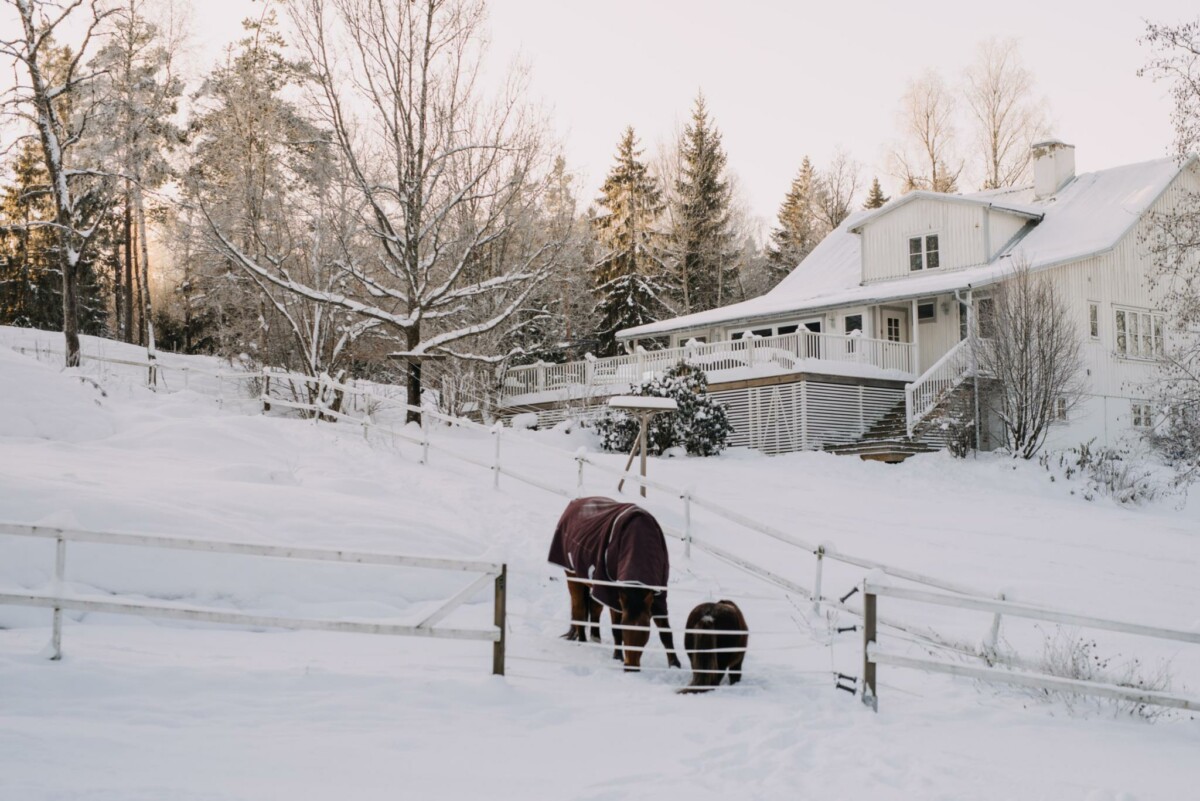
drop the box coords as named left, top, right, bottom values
left=0, top=523, right=507, bottom=674
left=860, top=580, right=1200, bottom=713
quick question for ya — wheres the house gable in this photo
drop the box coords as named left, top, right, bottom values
left=856, top=195, right=1037, bottom=283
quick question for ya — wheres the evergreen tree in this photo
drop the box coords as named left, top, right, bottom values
left=182, top=9, right=326, bottom=359
left=670, top=94, right=737, bottom=313
left=864, top=177, right=890, bottom=209
left=767, top=157, right=823, bottom=279
left=591, top=127, right=673, bottom=357
left=592, top=361, right=733, bottom=457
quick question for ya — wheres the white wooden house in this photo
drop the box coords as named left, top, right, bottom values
left=500, top=142, right=1193, bottom=458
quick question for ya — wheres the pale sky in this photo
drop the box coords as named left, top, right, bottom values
left=129, top=0, right=1200, bottom=224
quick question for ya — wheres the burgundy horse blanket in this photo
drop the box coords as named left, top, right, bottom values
left=548, top=496, right=670, bottom=614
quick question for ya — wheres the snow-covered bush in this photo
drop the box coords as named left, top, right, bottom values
left=1026, top=627, right=1177, bottom=721
left=1039, top=441, right=1159, bottom=504
left=591, top=361, right=732, bottom=457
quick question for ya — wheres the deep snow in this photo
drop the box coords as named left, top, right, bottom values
left=1, top=327, right=1198, bottom=801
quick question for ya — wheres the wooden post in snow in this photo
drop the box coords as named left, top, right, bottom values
left=492, top=564, right=507, bottom=676
left=610, top=396, right=677, bottom=499
left=863, top=582, right=878, bottom=711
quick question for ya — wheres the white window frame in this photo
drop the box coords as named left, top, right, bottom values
left=1114, top=307, right=1165, bottom=360
left=916, top=299, right=937, bottom=324
left=1088, top=302, right=1099, bottom=340
left=908, top=234, right=940, bottom=271
left=1055, top=396, right=1069, bottom=422
left=1131, top=401, right=1154, bottom=429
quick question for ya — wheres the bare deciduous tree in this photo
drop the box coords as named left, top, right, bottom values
left=963, top=37, right=1050, bottom=190
left=889, top=69, right=962, bottom=194
left=1, top=0, right=115, bottom=367
left=813, top=149, right=861, bottom=230
left=977, top=260, right=1085, bottom=458
left=206, top=0, right=558, bottom=421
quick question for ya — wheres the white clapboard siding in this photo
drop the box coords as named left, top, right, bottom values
left=710, top=381, right=905, bottom=456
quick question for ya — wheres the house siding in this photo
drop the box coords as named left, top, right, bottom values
left=861, top=199, right=1033, bottom=283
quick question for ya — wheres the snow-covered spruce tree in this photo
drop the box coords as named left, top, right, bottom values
left=767, top=157, right=824, bottom=282
left=591, top=127, right=674, bottom=357
left=1, top=0, right=115, bottom=367
left=592, top=361, right=733, bottom=457
left=90, top=0, right=184, bottom=347
left=863, top=176, right=889, bottom=209
left=669, top=93, right=738, bottom=314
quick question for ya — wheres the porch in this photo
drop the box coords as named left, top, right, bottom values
left=499, top=328, right=918, bottom=407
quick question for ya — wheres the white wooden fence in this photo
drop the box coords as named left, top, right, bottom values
left=8, top=337, right=1191, bottom=709
left=0, top=523, right=507, bottom=675
left=860, top=580, right=1200, bottom=713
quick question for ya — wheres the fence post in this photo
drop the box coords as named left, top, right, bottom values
left=421, top=410, right=431, bottom=465
left=985, top=592, right=1006, bottom=661
left=262, top=369, right=271, bottom=414
left=683, top=488, right=692, bottom=559
left=491, top=422, right=503, bottom=490
left=492, top=564, right=507, bottom=676
left=362, top=412, right=372, bottom=442
left=812, top=545, right=824, bottom=614
left=862, top=582, right=877, bottom=711
left=50, top=535, right=66, bottom=661
left=575, top=448, right=586, bottom=497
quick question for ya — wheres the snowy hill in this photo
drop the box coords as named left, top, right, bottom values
left=1, top=327, right=1198, bottom=801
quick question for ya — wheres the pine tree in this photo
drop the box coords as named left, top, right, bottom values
left=670, top=94, right=737, bottom=313
left=767, top=157, right=823, bottom=279
left=864, top=177, right=890, bottom=209
left=591, top=127, right=673, bottom=357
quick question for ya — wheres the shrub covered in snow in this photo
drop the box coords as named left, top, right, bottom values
left=591, top=361, right=732, bottom=457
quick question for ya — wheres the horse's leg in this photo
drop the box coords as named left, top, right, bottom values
left=588, top=597, right=602, bottom=642
left=610, top=606, right=623, bottom=661
left=652, top=595, right=681, bottom=668
left=563, top=572, right=587, bottom=641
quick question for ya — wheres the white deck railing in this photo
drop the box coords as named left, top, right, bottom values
left=501, top=330, right=916, bottom=402
left=904, top=338, right=975, bottom=437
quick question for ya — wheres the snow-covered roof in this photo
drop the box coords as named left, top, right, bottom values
left=847, top=191, right=1044, bottom=232
left=619, top=155, right=1191, bottom=341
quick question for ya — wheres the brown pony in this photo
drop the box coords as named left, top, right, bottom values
left=679, top=600, right=748, bottom=693
left=548, top=497, right=681, bottom=671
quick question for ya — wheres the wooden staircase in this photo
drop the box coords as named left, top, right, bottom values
left=825, top=381, right=978, bottom=463
left=823, top=399, right=937, bottom=463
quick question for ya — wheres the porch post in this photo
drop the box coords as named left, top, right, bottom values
left=910, top=298, right=921, bottom=375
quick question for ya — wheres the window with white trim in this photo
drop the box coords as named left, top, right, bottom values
left=1114, top=308, right=1165, bottom=359
left=1131, top=401, right=1154, bottom=429
left=917, top=300, right=936, bottom=323
left=908, top=234, right=940, bottom=271
left=1088, top=303, right=1099, bottom=339
left=1055, top=396, right=1069, bottom=422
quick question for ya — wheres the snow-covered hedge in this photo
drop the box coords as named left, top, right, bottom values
left=591, top=361, right=732, bottom=457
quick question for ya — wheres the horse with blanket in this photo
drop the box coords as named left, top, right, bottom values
left=548, top=496, right=681, bottom=671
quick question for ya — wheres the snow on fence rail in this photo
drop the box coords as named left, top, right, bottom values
left=860, top=580, right=1200, bottom=713
left=0, top=523, right=508, bottom=675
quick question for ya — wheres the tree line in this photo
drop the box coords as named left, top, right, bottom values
left=0, top=0, right=1056, bottom=416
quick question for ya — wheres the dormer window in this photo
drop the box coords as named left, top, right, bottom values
left=908, top=234, right=940, bottom=271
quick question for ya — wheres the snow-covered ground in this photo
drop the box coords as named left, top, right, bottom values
left=1, top=327, right=1198, bottom=801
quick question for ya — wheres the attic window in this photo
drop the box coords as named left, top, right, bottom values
left=909, top=235, right=940, bottom=271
